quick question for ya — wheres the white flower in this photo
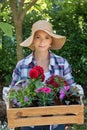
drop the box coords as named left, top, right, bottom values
left=72, top=84, right=84, bottom=96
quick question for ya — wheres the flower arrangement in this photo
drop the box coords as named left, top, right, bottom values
left=8, top=66, right=84, bottom=108
left=59, top=84, right=84, bottom=105
left=8, top=66, right=45, bottom=107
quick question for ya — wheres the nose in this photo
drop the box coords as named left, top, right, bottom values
left=40, top=38, right=44, bottom=44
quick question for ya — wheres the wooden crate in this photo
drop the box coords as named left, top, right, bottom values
left=7, top=104, right=84, bottom=128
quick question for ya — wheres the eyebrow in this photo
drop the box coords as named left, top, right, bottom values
left=35, top=33, right=51, bottom=37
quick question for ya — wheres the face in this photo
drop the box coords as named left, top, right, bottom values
left=33, top=30, right=52, bottom=52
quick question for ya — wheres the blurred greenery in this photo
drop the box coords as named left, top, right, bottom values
left=0, top=0, right=87, bottom=88
left=0, top=0, right=87, bottom=129
left=0, top=22, right=13, bottom=38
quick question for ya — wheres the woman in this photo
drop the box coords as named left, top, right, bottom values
left=10, top=20, right=75, bottom=130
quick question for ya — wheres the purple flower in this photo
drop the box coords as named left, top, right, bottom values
left=15, top=86, right=20, bottom=92
left=59, top=93, right=65, bottom=100
left=24, top=96, right=28, bottom=102
left=17, top=102, right=22, bottom=107
left=59, top=89, right=65, bottom=100
left=13, top=98, right=17, bottom=104
left=22, top=80, right=29, bottom=88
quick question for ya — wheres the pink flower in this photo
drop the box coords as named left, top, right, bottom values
left=64, top=86, right=69, bottom=91
left=36, top=87, right=44, bottom=93
left=36, top=87, right=52, bottom=94
left=42, top=87, right=52, bottom=94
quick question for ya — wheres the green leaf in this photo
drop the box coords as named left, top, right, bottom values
left=35, top=80, right=43, bottom=88
left=0, top=22, right=13, bottom=37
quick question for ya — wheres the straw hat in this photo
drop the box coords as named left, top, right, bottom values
left=20, top=20, right=66, bottom=50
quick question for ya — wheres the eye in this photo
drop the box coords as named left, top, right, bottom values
left=45, top=36, right=51, bottom=39
left=35, top=35, right=40, bottom=39
left=46, top=37, right=49, bottom=39
left=36, top=36, right=39, bottom=38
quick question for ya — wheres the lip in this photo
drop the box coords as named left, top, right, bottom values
left=39, top=46, right=46, bottom=48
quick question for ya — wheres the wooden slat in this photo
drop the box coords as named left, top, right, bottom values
left=7, top=105, right=84, bottom=128
left=8, top=114, right=84, bottom=128
left=7, top=105, right=83, bottom=117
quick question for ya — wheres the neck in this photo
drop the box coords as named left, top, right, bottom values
left=34, top=50, right=49, bottom=61
left=34, top=50, right=50, bottom=72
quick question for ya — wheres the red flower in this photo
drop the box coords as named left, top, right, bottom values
left=46, top=75, right=54, bottom=84
left=34, top=66, right=45, bottom=81
left=41, top=74, right=45, bottom=82
left=29, top=68, right=39, bottom=79
left=34, top=66, right=44, bottom=76
left=46, top=75, right=65, bottom=88
left=64, top=81, right=69, bottom=86
left=29, top=66, right=45, bottom=81
left=51, top=81, right=59, bottom=88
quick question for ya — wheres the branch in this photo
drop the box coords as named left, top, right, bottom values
left=9, top=0, right=38, bottom=23
left=9, top=0, right=18, bottom=18
left=9, top=0, right=24, bottom=22
left=18, top=0, right=24, bottom=12
left=21, top=0, right=38, bottom=19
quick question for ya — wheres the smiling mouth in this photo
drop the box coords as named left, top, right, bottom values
left=39, top=45, right=46, bottom=47
left=39, top=46, right=45, bottom=48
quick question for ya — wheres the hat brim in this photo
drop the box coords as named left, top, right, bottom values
left=20, top=28, right=66, bottom=50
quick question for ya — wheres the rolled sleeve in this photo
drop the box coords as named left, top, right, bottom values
left=63, top=59, right=75, bottom=86
left=10, top=64, right=21, bottom=88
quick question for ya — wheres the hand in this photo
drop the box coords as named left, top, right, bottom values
left=65, top=125, right=69, bottom=130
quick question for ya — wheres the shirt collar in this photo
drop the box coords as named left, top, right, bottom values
left=24, top=52, right=34, bottom=65
left=25, top=51, right=56, bottom=66
left=49, top=51, right=56, bottom=66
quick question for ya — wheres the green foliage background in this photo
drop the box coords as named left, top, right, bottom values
left=0, top=1, right=87, bottom=129
left=0, top=0, right=87, bottom=89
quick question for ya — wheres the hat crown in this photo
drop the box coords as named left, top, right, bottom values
left=32, top=20, right=52, bottom=33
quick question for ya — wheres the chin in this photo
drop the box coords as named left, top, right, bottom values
left=37, top=49, right=48, bottom=52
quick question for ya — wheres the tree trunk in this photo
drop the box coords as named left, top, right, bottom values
left=15, top=21, right=23, bottom=61
left=0, top=84, right=3, bottom=100
left=9, top=0, right=39, bottom=61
